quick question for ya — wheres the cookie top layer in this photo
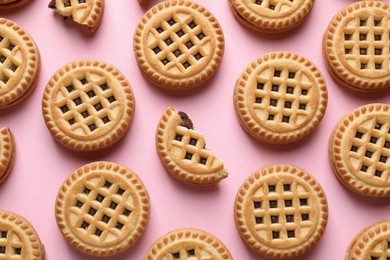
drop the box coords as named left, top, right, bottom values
left=145, top=228, right=232, bottom=260
left=0, top=127, right=15, bottom=184
left=0, top=210, right=45, bottom=260
left=234, top=164, right=328, bottom=258
left=234, top=52, right=327, bottom=144
left=347, top=220, right=390, bottom=260
left=323, top=1, right=390, bottom=91
left=55, top=161, right=150, bottom=256
left=228, top=0, right=314, bottom=33
left=42, top=59, right=134, bottom=152
left=329, top=103, right=390, bottom=197
left=0, top=18, right=40, bottom=109
left=134, top=0, right=224, bottom=90
left=49, top=0, right=104, bottom=32
left=156, top=105, right=228, bottom=185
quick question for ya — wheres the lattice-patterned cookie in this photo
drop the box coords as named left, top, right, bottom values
left=329, top=103, right=390, bottom=197
left=48, top=0, right=104, bottom=32
left=0, top=0, right=32, bottom=9
left=346, top=220, right=390, bottom=260
left=156, top=106, right=228, bottom=185
left=42, top=59, right=135, bottom=152
left=0, top=210, right=45, bottom=260
left=0, top=127, right=15, bottom=185
left=234, top=52, right=327, bottom=144
left=323, top=1, right=390, bottom=91
left=234, top=164, right=328, bottom=258
left=145, top=228, right=232, bottom=260
left=133, top=0, right=224, bottom=90
left=228, top=0, right=314, bottom=33
left=0, top=18, right=40, bottom=109
left=55, top=161, right=150, bottom=256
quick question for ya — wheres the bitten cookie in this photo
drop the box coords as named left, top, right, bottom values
left=0, top=18, right=40, bottom=109
left=234, top=164, right=328, bottom=258
left=228, top=0, right=314, bottom=33
left=42, top=59, right=135, bottom=152
left=329, top=103, right=390, bottom=197
left=0, top=0, right=32, bottom=9
left=0, top=210, right=45, bottom=259
left=346, top=220, right=390, bottom=260
left=48, top=0, right=104, bottom=32
left=156, top=105, right=228, bottom=185
left=323, top=0, right=390, bottom=91
left=55, top=161, right=150, bottom=256
left=234, top=52, right=327, bottom=144
left=0, top=127, right=15, bottom=185
left=133, top=0, right=224, bottom=90
left=145, top=228, right=232, bottom=260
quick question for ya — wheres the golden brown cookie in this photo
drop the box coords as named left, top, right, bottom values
left=0, top=210, right=45, bottom=259
left=0, top=127, right=15, bottom=185
left=323, top=1, right=390, bottom=91
left=55, top=161, right=150, bottom=256
left=234, top=164, right=328, bottom=258
left=0, top=18, right=40, bottom=109
left=42, top=59, right=135, bottom=152
left=329, top=103, right=390, bottom=197
left=234, top=52, right=328, bottom=144
left=228, top=0, right=314, bottom=33
left=48, top=0, right=104, bottom=32
left=0, top=0, right=32, bottom=9
left=346, top=220, right=390, bottom=260
left=145, top=228, right=233, bottom=260
left=133, top=0, right=224, bottom=90
left=156, top=105, right=228, bottom=185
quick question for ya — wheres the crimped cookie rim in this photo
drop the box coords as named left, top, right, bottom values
left=55, top=161, right=150, bottom=256
left=234, top=164, right=328, bottom=258
left=0, top=210, right=45, bottom=260
left=145, top=228, right=233, bottom=259
left=323, top=0, right=390, bottom=91
left=133, top=0, right=225, bottom=90
left=41, top=59, right=135, bottom=152
left=233, top=51, right=328, bottom=144
left=155, top=105, right=228, bottom=185
left=0, top=127, right=15, bottom=184
left=329, top=103, right=390, bottom=197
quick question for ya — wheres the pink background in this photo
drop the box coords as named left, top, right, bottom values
left=1, top=0, right=390, bottom=259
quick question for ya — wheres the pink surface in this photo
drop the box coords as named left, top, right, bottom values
left=0, top=0, right=390, bottom=259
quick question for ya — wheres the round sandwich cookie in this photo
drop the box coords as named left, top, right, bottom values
left=329, top=103, right=390, bottom=197
left=133, top=0, right=224, bottom=90
left=0, top=127, right=15, bottom=185
left=234, top=52, right=328, bottom=144
left=145, top=228, right=232, bottom=260
left=234, top=164, right=328, bottom=258
left=55, top=161, right=150, bottom=256
left=0, top=0, right=32, bottom=9
left=48, top=0, right=104, bottom=32
left=0, top=18, right=40, bottom=109
left=42, top=59, right=135, bottom=152
left=228, top=0, right=314, bottom=33
left=0, top=210, right=45, bottom=260
left=346, top=220, right=390, bottom=260
left=323, top=0, right=390, bottom=91
left=156, top=105, right=228, bottom=185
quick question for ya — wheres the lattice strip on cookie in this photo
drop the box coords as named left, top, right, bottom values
left=0, top=229, right=23, bottom=258
left=252, top=181, right=312, bottom=241
left=69, top=176, right=134, bottom=242
left=170, top=247, right=214, bottom=260
left=0, top=35, right=20, bottom=88
left=349, top=119, right=390, bottom=182
left=254, top=67, right=311, bottom=125
left=172, top=126, right=214, bottom=166
left=54, top=74, right=119, bottom=135
left=252, top=0, right=295, bottom=12
left=148, top=12, right=210, bottom=72
left=343, top=14, right=390, bottom=71
left=369, top=239, right=390, bottom=259
left=56, top=0, right=88, bottom=17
